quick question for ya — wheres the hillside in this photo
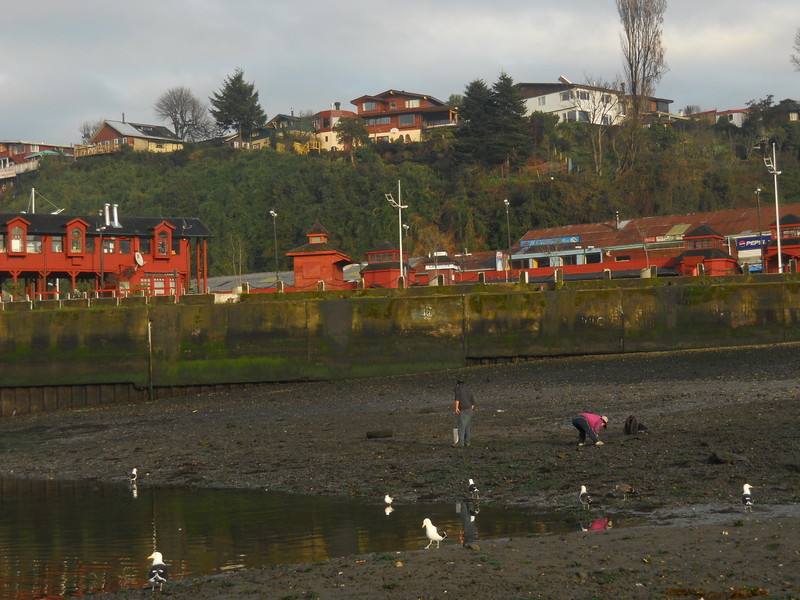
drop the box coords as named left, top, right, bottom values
left=2, top=111, right=798, bottom=277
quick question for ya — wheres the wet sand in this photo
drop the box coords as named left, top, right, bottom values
left=1, top=344, right=799, bottom=599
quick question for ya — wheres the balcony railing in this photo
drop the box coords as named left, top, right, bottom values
left=74, top=143, right=123, bottom=158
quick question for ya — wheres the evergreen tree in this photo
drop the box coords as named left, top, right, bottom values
left=332, top=116, right=370, bottom=164
left=209, top=69, right=267, bottom=142
left=455, top=73, right=533, bottom=170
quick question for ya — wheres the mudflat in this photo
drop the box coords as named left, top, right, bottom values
left=1, top=344, right=798, bottom=599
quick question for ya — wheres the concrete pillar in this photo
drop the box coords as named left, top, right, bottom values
left=317, top=281, right=326, bottom=291
left=478, top=272, right=486, bottom=284
left=519, top=271, right=529, bottom=284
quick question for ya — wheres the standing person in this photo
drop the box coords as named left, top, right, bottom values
left=572, top=413, right=608, bottom=446
left=453, top=380, right=475, bottom=447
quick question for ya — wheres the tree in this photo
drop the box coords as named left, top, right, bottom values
left=616, top=0, right=669, bottom=173
left=154, top=86, right=215, bottom=141
left=78, top=120, right=103, bottom=144
left=455, top=74, right=533, bottom=171
left=333, top=116, right=369, bottom=164
left=792, top=27, right=800, bottom=72
left=209, top=69, right=267, bottom=142
left=572, top=76, right=624, bottom=177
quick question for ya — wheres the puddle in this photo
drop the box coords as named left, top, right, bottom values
left=0, top=477, right=651, bottom=599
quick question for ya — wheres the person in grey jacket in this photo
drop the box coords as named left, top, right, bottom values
left=453, top=380, right=476, bottom=447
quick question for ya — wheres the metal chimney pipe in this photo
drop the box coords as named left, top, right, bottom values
left=112, top=204, right=122, bottom=228
left=104, top=203, right=111, bottom=227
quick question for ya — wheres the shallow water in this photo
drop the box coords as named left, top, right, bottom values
left=0, top=477, right=628, bottom=599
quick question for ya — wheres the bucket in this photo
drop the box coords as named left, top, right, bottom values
left=452, top=428, right=459, bottom=444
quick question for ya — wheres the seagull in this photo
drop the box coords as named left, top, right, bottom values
left=579, top=485, right=593, bottom=510
left=129, top=467, right=138, bottom=483
left=741, top=483, right=754, bottom=512
left=147, top=551, right=169, bottom=591
left=422, top=518, right=447, bottom=549
left=467, top=478, right=479, bottom=499
left=384, top=494, right=393, bottom=505
left=615, top=483, right=636, bottom=501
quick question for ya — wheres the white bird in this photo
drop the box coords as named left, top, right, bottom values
left=467, top=478, right=479, bottom=499
left=741, top=483, right=754, bottom=512
left=147, top=551, right=169, bottom=591
left=422, top=518, right=447, bottom=549
left=129, top=467, right=138, bottom=483
left=384, top=494, right=393, bottom=505
left=579, top=485, right=593, bottom=510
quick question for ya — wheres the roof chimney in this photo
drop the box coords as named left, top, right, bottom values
left=104, top=203, right=111, bottom=227
left=615, top=211, right=620, bottom=231
left=111, top=204, right=122, bottom=228
left=334, top=101, right=341, bottom=111
left=122, top=112, right=125, bottom=123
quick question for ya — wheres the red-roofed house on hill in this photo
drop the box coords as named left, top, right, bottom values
left=0, top=141, right=74, bottom=184
left=74, top=120, right=184, bottom=158
left=350, top=90, right=457, bottom=143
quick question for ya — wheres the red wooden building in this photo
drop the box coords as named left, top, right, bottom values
left=0, top=205, right=211, bottom=299
left=361, top=242, right=414, bottom=288
left=285, top=222, right=354, bottom=291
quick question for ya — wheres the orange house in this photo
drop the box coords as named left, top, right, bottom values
left=285, top=222, right=354, bottom=291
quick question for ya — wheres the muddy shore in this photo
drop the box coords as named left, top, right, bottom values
left=1, top=344, right=799, bottom=599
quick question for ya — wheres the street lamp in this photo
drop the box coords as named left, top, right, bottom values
left=385, top=180, right=407, bottom=281
left=269, top=210, right=279, bottom=286
left=763, top=142, right=782, bottom=272
left=754, top=188, right=764, bottom=273
left=503, top=198, right=511, bottom=283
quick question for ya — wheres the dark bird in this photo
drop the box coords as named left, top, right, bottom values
left=147, top=551, right=168, bottom=591
left=579, top=485, right=593, bottom=510
left=467, top=478, right=479, bottom=499
left=615, top=483, right=636, bottom=501
left=422, top=518, right=447, bottom=549
left=741, top=483, right=754, bottom=512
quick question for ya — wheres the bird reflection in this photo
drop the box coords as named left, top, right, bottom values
left=459, top=499, right=480, bottom=547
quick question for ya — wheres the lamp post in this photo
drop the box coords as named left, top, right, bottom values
left=763, top=142, right=782, bottom=273
left=269, top=210, right=279, bottom=286
left=503, top=199, right=511, bottom=283
left=385, top=180, right=407, bottom=281
left=754, top=188, right=764, bottom=273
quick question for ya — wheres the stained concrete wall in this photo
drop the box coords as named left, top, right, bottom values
left=1, top=277, right=799, bottom=416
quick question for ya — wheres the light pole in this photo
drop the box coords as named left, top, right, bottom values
left=763, top=142, right=782, bottom=273
left=754, top=188, right=764, bottom=273
left=385, top=180, right=407, bottom=281
left=503, top=199, right=511, bottom=283
left=269, top=210, right=279, bottom=286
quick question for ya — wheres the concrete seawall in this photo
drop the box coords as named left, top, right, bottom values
left=2, top=275, right=798, bottom=416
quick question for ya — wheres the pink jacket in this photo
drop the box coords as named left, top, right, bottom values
left=580, top=413, right=605, bottom=436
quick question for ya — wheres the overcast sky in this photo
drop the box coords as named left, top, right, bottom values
left=3, top=0, right=798, bottom=146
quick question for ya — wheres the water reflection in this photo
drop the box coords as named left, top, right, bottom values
left=0, top=477, right=620, bottom=600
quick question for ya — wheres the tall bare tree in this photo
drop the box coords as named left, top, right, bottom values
left=154, top=86, right=215, bottom=141
left=573, top=76, right=624, bottom=177
left=79, top=120, right=103, bottom=144
left=616, top=0, right=669, bottom=173
left=792, top=27, right=800, bottom=72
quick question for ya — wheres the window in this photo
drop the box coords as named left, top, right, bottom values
left=70, top=227, right=83, bottom=252
left=560, top=91, right=572, bottom=102
left=615, top=255, right=631, bottom=262
left=601, top=115, right=612, bottom=125
left=363, top=101, right=377, bottom=111
left=27, top=235, right=42, bottom=253
left=0, top=234, right=5, bottom=253
left=86, top=237, right=95, bottom=253
left=157, top=231, right=169, bottom=255
left=10, top=226, right=24, bottom=253
left=390, top=102, right=397, bottom=110
left=52, top=236, right=64, bottom=253
left=577, top=90, right=589, bottom=100
left=370, top=251, right=396, bottom=264
left=398, top=114, right=415, bottom=127
left=405, top=99, right=420, bottom=108
left=538, top=97, right=546, bottom=106
left=102, top=238, right=115, bottom=254
left=140, top=238, right=151, bottom=254
left=365, top=116, right=390, bottom=126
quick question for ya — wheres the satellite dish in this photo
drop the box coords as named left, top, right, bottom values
left=134, top=252, right=145, bottom=267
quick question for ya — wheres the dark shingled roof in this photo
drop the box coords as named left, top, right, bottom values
left=0, top=213, right=212, bottom=238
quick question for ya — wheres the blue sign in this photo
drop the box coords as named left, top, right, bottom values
left=736, top=235, right=769, bottom=250
left=521, top=235, right=580, bottom=248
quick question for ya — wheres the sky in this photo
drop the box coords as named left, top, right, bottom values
left=3, top=0, right=798, bottom=146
